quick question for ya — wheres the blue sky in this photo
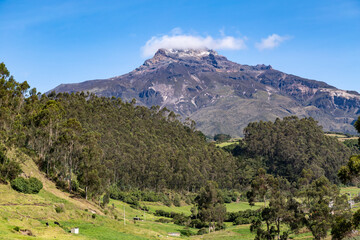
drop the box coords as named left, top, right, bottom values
left=0, top=0, right=359, bottom=93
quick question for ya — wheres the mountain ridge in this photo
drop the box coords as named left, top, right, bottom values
left=51, top=48, right=360, bottom=136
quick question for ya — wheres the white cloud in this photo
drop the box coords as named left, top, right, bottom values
left=256, top=34, right=290, bottom=50
left=141, top=31, right=247, bottom=57
left=170, top=27, right=182, bottom=35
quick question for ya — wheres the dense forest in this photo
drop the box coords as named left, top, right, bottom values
left=2, top=61, right=360, bottom=239
left=243, top=117, right=351, bottom=183
left=0, top=62, right=237, bottom=198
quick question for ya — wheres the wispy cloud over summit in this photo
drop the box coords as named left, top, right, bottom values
left=141, top=29, right=247, bottom=57
left=256, top=34, right=290, bottom=50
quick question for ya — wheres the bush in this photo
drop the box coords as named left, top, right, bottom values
left=214, top=134, right=231, bottom=142
left=141, top=205, right=149, bottom=211
left=161, top=196, right=172, bottom=207
left=13, top=226, right=20, bottom=232
left=197, top=228, right=208, bottom=235
left=190, top=219, right=208, bottom=229
left=219, top=189, right=238, bottom=203
left=92, top=214, right=96, bottom=219
left=155, top=218, right=171, bottom=223
left=102, top=193, right=110, bottom=207
left=225, top=209, right=261, bottom=225
left=215, top=222, right=226, bottom=230
left=11, top=177, right=28, bottom=193
left=222, top=194, right=232, bottom=203
left=28, top=177, right=43, bottom=193
left=173, top=215, right=189, bottom=226
left=173, top=194, right=181, bottom=207
left=55, top=179, right=67, bottom=189
left=11, top=177, right=43, bottom=194
left=71, top=179, right=79, bottom=192
left=55, top=205, right=65, bottom=213
left=180, top=228, right=195, bottom=237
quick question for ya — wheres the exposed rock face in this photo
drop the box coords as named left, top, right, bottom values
left=51, top=48, right=360, bottom=136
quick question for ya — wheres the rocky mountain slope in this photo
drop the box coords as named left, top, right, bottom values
left=51, top=48, right=360, bottom=136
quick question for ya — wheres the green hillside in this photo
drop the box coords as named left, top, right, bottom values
left=0, top=151, right=323, bottom=239
left=0, top=150, right=259, bottom=239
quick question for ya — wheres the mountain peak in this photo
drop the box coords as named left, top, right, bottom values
left=142, top=48, right=224, bottom=68
left=155, top=48, right=218, bottom=58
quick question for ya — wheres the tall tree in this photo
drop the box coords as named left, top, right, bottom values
left=247, top=168, right=275, bottom=207
left=194, top=181, right=227, bottom=232
left=56, top=118, right=83, bottom=192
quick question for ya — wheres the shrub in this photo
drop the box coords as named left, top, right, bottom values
left=92, top=214, right=96, bottom=219
left=173, top=194, right=181, bottom=207
left=214, top=134, right=231, bottom=142
left=180, top=228, right=195, bottom=237
left=55, top=205, right=65, bottom=213
left=28, top=177, right=43, bottom=194
left=197, top=228, right=208, bottom=235
left=13, top=226, right=20, bottom=232
left=161, top=196, right=172, bottom=207
left=11, top=177, right=43, bottom=194
left=141, top=205, right=149, bottom=211
left=222, top=194, right=232, bottom=203
left=190, top=219, right=207, bottom=229
left=155, top=218, right=171, bottom=223
left=55, top=179, right=67, bottom=189
left=102, top=193, right=110, bottom=207
left=71, top=179, right=79, bottom=192
left=142, top=191, right=161, bottom=202
left=215, top=222, right=226, bottom=230
left=173, top=213, right=189, bottom=226
left=11, top=177, right=28, bottom=193
left=225, top=209, right=261, bottom=225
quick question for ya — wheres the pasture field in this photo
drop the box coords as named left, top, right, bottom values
left=325, top=133, right=359, bottom=142
left=340, top=186, right=360, bottom=196
left=225, top=202, right=262, bottom=212
left=215, top=138, right=242, bottom=148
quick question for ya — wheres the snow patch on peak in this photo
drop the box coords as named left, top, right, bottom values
left=158, top=48, right=218, bottom=58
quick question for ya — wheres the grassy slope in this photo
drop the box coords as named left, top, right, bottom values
left=0, top=149, right=261, bottom=240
